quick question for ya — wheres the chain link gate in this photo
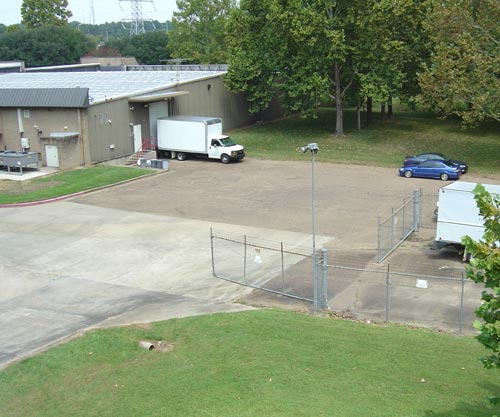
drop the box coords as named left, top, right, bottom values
left=210, top=229, right=327, bottom=309
left=377, top=189, right=422, bottom=262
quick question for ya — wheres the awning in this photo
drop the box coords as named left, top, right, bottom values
left=129, top=91, right=189, bottom=103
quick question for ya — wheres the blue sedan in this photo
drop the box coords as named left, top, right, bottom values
left=399, top=160, right=461, bottom=181
left=404, top=152, right=468, bottom=173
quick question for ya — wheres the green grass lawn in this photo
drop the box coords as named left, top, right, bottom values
left=0, top=310, right=497, bottom=417
left=230, top=109, right=500, bottom=176
left=0, top=166, right=155, bottom=204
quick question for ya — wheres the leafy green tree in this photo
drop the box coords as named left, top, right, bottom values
left=354, top=0, right=430, bottom=121
left=0, top=25, right=95, bottom=67
left=419, top=0, right=500, bottom=125
left=169, top=0, right=236, bottom=64
left=463, top=184, right=500, bottom=408
left=108, top=31, right=171, bottom=64
left=226, top=0, right=345, bottom=131
left=21, top=0, right=72, bottom=28
left=226, top=0, right=429, bottom=135
left=224, top=0, right=279, bottom=116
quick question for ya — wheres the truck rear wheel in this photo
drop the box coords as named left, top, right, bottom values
left=221, top=154, right=230, bottom=164
left=176, top=152, right=187, bottom=161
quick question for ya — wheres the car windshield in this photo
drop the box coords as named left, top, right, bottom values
left=219, top=137, right=236, bottom=147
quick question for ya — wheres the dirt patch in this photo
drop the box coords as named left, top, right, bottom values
left=0, top=179, right=62, bottom=194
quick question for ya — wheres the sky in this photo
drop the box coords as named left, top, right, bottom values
left=3, top=0, right=178, bottom=26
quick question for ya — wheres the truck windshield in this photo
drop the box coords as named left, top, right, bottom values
left=219, top=137, right=236, bottom=147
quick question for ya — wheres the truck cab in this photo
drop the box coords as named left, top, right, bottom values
left=208, top=135, right=245, bottom=164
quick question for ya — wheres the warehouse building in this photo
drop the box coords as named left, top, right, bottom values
left=0, top=69, right=256, bottom=169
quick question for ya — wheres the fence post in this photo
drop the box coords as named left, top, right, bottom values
left=385, top=265, right=390, bottom=323
left=377, top=217, right=381, bottom=262
left=321, top=248, right=328, bottom=309
left=390, top=208, right=394, bottom=255
left=243, top=235, right=247, bottom=284
left=313, top=251, right=318, bottom=313
left=281, top=242, right=285, bottom=292
left=459, top=272, right=465, bottom=333
left=413, top=189, right=421, bottom=231
left=402, top=198, right=406, bottom=240
left=210, top=228, right=215, bottom=277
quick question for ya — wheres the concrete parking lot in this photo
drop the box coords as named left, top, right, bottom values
left=1, top=158, right=499, bottom=368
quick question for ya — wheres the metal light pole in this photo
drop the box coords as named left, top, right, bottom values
left=299, top=143, right=319, bottom=312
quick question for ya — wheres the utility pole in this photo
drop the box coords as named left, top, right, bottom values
left=90, top=0, right=95, bottom=25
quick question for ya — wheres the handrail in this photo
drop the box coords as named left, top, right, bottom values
left=136, top=137, right=157, bottom=159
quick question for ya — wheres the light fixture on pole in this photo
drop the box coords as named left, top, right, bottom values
left=299, top=143, right=319, bottom=312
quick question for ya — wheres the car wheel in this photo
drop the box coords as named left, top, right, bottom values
left=404, top=170, right=413, bottom=178
left=176, top=152, right=187, bottom=161
left=221, top=154, right=230, bottom=164
left=440, top=173, right=449, bottom=181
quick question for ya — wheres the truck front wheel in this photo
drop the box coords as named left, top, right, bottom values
left=221, top=154, right=230, bottom=164
left=176, top=152, right=187, bottom=161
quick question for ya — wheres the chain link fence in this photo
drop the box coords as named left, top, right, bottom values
left=326, top=262, right=479, bottom=334
left=211, top=228, right=481, bottom=334
left=377, top=189, right=439, bottom=262
left=210, top=229, right=322, bottom=303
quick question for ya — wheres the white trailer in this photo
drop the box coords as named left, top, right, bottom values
left=435, top=181, right=500, bottom=253
left=156, top=116, right=245, bottom=164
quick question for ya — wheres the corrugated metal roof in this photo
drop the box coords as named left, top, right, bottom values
left=0, top=71, right=226, bottom=105
left=0, top=88, right=89, bottom=108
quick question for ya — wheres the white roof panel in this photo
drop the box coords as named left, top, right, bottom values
left=0, top=71, right=225, bottom=105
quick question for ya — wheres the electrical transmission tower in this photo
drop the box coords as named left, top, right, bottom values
left=90, top=0, right=96, bottom=25
left=119, top=0, right=155, bottom=36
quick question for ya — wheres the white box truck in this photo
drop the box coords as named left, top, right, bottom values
left=156, top=116, right=245, bottom=164
left=434, top=181, right=500, bottom=255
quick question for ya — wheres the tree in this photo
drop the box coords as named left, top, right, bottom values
left=462, top=184, right=500, bottom=408
left=69, top=20, right=170, bottom=41
left=353, top=0, right=430, bottom=124
left=419, top=0, right=500, bottom=125
left=108, top=31, right=171, bottom=64
left=0, top=25, right=95, bottom=67
left=226, top=0, right=429, bottom=135
left=226, top=0, right=345, bottom=130
left=169, top=0, right=236, bottom=64
left=21, top=0, right=72, bottom=28
left=224, top=0, right=281, bottom=116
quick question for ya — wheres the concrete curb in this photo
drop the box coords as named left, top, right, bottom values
left=0, top=169, right=167, bottom=209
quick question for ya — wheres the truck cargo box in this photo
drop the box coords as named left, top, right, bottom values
left=157, top=116, right=222, bottom=153
left=435, top=181, right=500, bottom=246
